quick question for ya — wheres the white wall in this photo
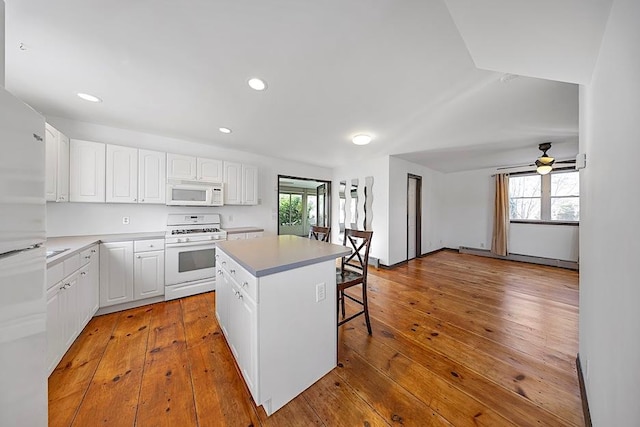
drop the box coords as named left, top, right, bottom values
left=442, top=168, right=579, bottom=262
left=0, top=1, right=4, bottom=87
left=332, top=156, right=389, bottom=265
left=45, top=117, right=331, bottom=237
left=388, top=156, right=445, bottom=266
left=579, top=0, right=640, bottom=424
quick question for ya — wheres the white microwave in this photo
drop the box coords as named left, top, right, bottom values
left=166, top=181, right=224, bottom=206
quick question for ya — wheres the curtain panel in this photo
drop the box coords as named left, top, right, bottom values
left=491, top=174, right=509, bottom=256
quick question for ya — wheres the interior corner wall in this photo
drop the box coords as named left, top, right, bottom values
left=44, top=117, right=332, bottom=237
left=332, top=156, right=389, bottom=266
left=387, top=156, right=445, bottom=266
left=579, top=0, right=640, bottom=424
left=441, top=168, right=579, bottom=262
left=1, top=1, right=5, bottom=87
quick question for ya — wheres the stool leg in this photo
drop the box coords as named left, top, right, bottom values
left=362, top=282, right=372, bottom=335
left=340, top=290, right=346, bottom=318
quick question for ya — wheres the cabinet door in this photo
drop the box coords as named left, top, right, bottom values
left=197, top=157, right=223, bottom=182
left=227, top=233, right=246, bottom=241
left=106, top=145, right=138, bottom=203
left=134, top=250, right=165, bottom=300
left=60, top=271, right=80, bottom=350
left=100, top=242, right=134, bottom=307
left=45, top=124, right=58, bottom=202
left=70, top=140, right=106, bottom=202
left=167, top=153, right=196, bottom=180
left=242, top=164, right=259, bottom=205
left=87, top=246, right=100, bottom=316
left=224, top=161, right=242, bottom=205
left=57, top=132, right=70, bottom=202
left=231, top=283, right=258, bottom=397
left=139, top=149, right=166, bottom=204
left=216, top=268, right=230, bottom=337
left=46, top=284, right=63, bottom=375
left=78, top=264, right=92, bottom=329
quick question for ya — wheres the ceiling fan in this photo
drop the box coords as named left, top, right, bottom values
left=534, top=142, right=575, bottom=175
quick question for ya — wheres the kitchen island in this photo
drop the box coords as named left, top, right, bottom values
left=215, top=235, right=350, bottom=416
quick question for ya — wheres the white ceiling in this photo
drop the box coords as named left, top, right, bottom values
left=4, top=0, right=580, bottom=172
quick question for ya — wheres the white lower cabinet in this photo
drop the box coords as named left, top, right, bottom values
left=46, top=244, right=100, bottom=376
left=100, top=239, right=165, bottom=308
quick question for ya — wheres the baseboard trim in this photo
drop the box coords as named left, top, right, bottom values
left=576, top=354, right=593, bottom=427
left=458, top=246, right=579, bottom=270
left=379, top=260, right=408, bottom=269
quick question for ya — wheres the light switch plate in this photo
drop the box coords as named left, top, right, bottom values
left=315, top=282, right=326, bottom=302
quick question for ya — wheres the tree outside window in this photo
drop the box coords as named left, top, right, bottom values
left=279, top=193, right=303, bottom=226
left=509, top=171, right=579, bottom=222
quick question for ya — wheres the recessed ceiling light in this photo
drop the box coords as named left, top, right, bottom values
left=248, top=78, right=267, bottom=91
left=352, top=134, right=372, bottom=145
left=77, top=93, right=102, bottom=103
left=219, top=127, right=232, bottom=134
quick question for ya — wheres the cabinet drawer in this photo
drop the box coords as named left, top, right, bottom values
left=134, top=239, right=165, bottom=253
left=227, top=233, right=246, bottom=241
left=80, top=245, right=98, bottom=266
left=63, top=253, right=81, bottom=277
left=246, top=232, right=263, bottom=239
left=47, top=262, right=64, bottom=290
left=219, top=252, right=257, bottom=302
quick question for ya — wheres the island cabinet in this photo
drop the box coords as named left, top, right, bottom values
left=215, top=235, right=350, bottom=416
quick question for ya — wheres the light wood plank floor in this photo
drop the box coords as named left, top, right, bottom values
left=49, top=250, right=583, bottom=426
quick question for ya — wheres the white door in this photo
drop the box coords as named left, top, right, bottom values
left=167, top=153, right=196, bottom=180
left=138, top=149, right=166, bottom=204
left=224, top=161, right=242, bottom=205
left=407, top=177, right=417, bottom=260
left=234, top=286, right=258, bottom=396
left=242, top=164, right=258, bottom=205
left=100, top=242, right=134, bottom=307
left=106, top=145, right=138, bottom=203
left=70, top=140, right=106, bottom=203
left=134, top=250, right=165, bottom=299
left=87, top=246, right=100, bottom=316
left=215, top=269, right=231, bottom=337
left=197, top=157, right=223, bottom=182
left=60, top=270, right=80, bottom=350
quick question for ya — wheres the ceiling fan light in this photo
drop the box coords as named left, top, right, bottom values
left=537, top=156, right=555, bottom=165
left=537, top=165, right=553, bottom=175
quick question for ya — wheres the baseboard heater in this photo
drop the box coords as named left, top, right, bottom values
left=458, top=246, right=579, bottom=270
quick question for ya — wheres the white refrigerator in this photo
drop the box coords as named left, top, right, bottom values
left=0, top=87, right=47, bottom=426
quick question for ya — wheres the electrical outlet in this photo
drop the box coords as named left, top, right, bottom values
left=122, top=217, right=130, bottom=225
left=316, top=282, right=326, bottom=302
left=585, top=359, right=590, bottom=380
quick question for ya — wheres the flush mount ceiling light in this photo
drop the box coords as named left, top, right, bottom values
left=219, top=127, right=232, bottom=134
left=535, top=142, right=555, bottom=175
left=77, top=92, right=102, bottom=103
left=352, top=134, right=372, bottom=145
left=248, top=78, right=267, bottom=91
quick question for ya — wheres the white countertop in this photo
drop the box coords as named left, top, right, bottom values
left=46, top=232, right=165, bottom=266
left=217, top=235, right=351, bottom=277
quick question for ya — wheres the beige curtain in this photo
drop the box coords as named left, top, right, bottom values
left=491, top=174, right=509, bottom=256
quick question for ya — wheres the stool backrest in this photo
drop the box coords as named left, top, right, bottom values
left=309, top=225, right=331, bottom=242
left=341, top=229, right=373, bottom=276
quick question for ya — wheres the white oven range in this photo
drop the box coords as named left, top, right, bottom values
left=164, top=213, right=227, bottom=300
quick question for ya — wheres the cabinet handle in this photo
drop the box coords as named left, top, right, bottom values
left=136, top=255, right=141, bottom=258
left=141, top=199, right=144, bottom=202
left=222, top=261, right=226, bottom=265
left=217, top=269, right=222, bottom=275
left=81, top=271, right=86, bottom=276
left=238, top=293, right=243, bottom=300
left=59, top=285, right=66, bottom=290
left=85, top=255, right=91, bottom=259
left=242, top=281, right=248, bottom=288
left=134, top=198, right=137, bottom=201
left=91, top=249, right=96, bottom=253
left=215, top=254, right=219, bottom=259
left=149, top=244, right=154, bottom=247
left=230, top=269, right=236, bottom=274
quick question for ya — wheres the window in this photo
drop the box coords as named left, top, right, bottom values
left=509, top=170, right=579, bottom=223
left=279, top=193, right=303, bottom=226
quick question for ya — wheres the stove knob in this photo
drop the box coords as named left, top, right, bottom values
left=210, top=236, right=214, bottom=240
left=177, top=238, right=183, bottom=243
left=185, top=237, right=190, bottom=242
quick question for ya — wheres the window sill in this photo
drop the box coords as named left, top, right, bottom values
left=510, top=220, right=579, bottom=226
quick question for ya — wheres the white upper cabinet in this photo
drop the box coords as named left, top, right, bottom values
left=45, top=123, right=69, bottom=202
left=138, top=149, right=166, bottom=204
left=70, top=140, right=106, bottom=203
left=106, top=145, right=138, bottom=203
left=168, top=153, right=223, bottom=182
left=224, top=161, right=258, bottom=205
left=242, top=164, right=259, bottom=205
left=197, top=157, right=223, bottom=182
left=167, top=153, right=197, bottom=180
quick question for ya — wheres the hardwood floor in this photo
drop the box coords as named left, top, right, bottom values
left=48, top=250, right=583, bottom=426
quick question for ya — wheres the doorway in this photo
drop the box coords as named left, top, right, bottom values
left=277, top=175, right=331, bottom=237
left=407, top=174, right=422, bottom=260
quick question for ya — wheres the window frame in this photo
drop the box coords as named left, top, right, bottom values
left=508, top=168, right=579, bottom=226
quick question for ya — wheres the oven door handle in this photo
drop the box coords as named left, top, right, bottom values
left=165, top=241, right=217, bottom=249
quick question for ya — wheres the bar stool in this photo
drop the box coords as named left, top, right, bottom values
left=309, top=225, right=331, bottom=242
left=336, top=228, right=373, bottom=334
